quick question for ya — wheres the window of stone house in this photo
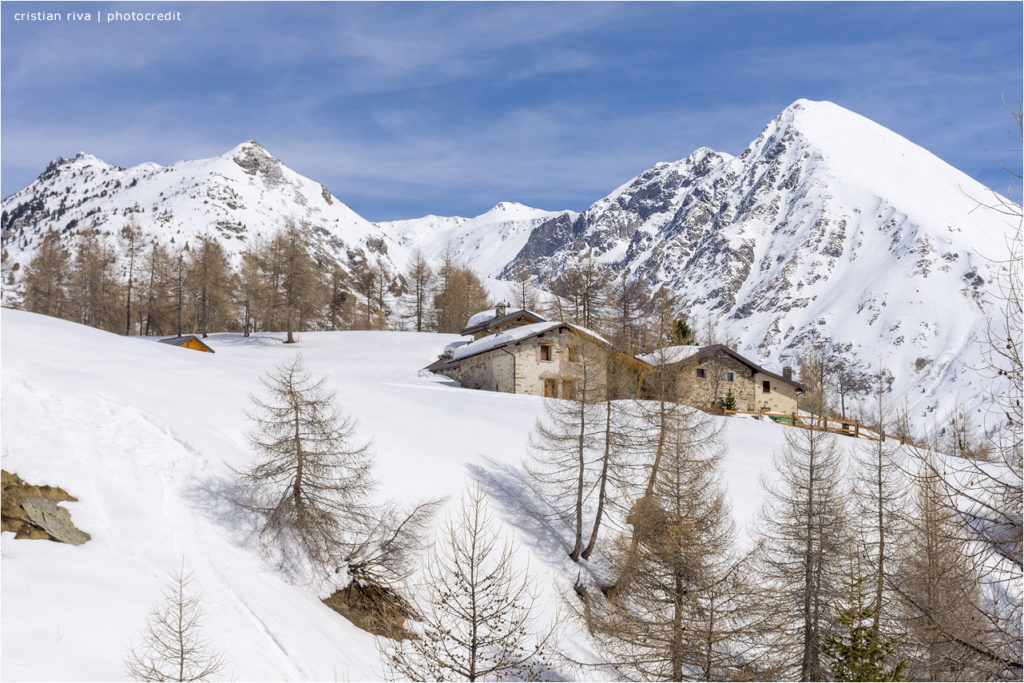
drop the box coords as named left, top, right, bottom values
left=540, top=344, right=553, bottom=361
left=762, top=380, right=771, bottom=393
left=561, top=379, right=575, bottom=400
left=544, top=378, right=557, bottom=397
left=696, top=368, right=706, bottom=378
left=567, top=346, right=579, bottom=362
left=726, top=372, right=734, bottom=382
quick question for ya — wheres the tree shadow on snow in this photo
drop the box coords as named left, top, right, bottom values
left=183, top=474, right=328, bottom=586
left=465, top=457, right=609, bottom=587
left=183, top=473, right=263, bottom=548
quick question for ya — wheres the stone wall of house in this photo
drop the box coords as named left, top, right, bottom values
left=510, top=328, right=607, bottom=398
left=674, top=353, right=757, bottom=411
left=443, top=350, right=515, bottom=393
left=672, top=352, right=799, bottom=414
left=753, top=371, right=799, bottom=414
left=440, top=326, right=607, bottom=398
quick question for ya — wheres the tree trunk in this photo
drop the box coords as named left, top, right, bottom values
left=570, top=398, right=585, bottom=561
left=801, top=450, right=817, bottom=682
left=582, top=399, right=612, bottom=560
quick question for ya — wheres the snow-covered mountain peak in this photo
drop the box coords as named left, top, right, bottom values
left=127, top=161, right=163, bottom=174
left=2, top=141, right=389, bottom=277
left=72, top=151, right=105, bottom=164
left=224, top=139, right=276, bottom=162
left=379, top=202, right=574, bottom=278
left=479, top=201, right=562, bottom=222
left=501, top=99, right=1017, bottom=431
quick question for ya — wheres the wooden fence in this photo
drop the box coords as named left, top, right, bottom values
left=720, top=409, right=925, bottom=450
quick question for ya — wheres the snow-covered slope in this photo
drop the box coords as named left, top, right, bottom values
left=1, top=141, right=393, bottom=273
left=378, top=201, right=574, bottom=278
left=2, top=308, right=805, bottom=681
left=505, top=99, right=1018, bottom=431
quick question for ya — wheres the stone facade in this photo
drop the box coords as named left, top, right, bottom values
left=436, top=326, right=607, bottom=398
left=669, top=349, right=799, bottom=414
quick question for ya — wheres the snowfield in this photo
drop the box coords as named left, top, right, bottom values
left=4, top=309, right=860, bottom=681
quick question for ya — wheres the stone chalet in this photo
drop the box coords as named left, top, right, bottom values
left=426, top=304, right=803, bottom=413
left=637, top=344, right=803, bottom=414
left=426, top=315, right=611, bottom=398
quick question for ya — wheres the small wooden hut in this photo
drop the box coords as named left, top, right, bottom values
left=158, top=335, right=215, bottom=353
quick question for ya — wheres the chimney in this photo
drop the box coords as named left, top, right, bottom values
left=495, top=301, right=509, bottom=318
left=783, top=366, right=792, bottom=381
left=442, top=347, right=455, bottom=359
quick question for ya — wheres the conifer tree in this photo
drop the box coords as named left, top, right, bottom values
left=548, top=251, right=610, bottom=332
left=139, top=240, right=172, bottom=336
left=325, top=265, right=347, bottom=332
left=372, top=257, right=393, bottom=330
left=125, top=565, right=226, bottom=682
left=606, top=270, right=650, bottom=353
left=822, top=559, right=906, bottom=682
left=607, top=287, right=691, bottom=598
left=353, top=261, right=378, bottom=330
left=892, top=453, right=998, bottom=681
left=380, top=484, right=555, bottom=681
left=755, top=418, right=850, bottom=681
left=403, top=249, right=434, bottom=332
left=509, top=256, right=539, bottom=311
left=524, top=338, right=606, bottom=561
left=850, top=371, right=908, bottom=641
left=585, top=407, right=747, bottom=680
left=235, top=355, right=374, bottom=567
left=236, top=243, right=264, bottom=337
left=581, top=373, right=634, bottom=560
left=672, top=318, right=695, bottom=345
left=186, top=234, right=233, bottom=338
left=173, top=245, right=188, bottom=336
left=723, top=388, right=737, bottom=412
left=70, top=229, right=118, bottom=330
left=21, top=226, right=70, bottom=319
left=434, top=257, right=489, bottom=333
left=120, top=221, right=142, bottom=335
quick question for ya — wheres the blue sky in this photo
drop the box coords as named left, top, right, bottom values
left=2, top=1, right=1021, bottom=220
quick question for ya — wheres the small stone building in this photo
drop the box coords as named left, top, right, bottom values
left=426, top=322, right=610, bottom=398
left=638, top=344, right=802, bottom=413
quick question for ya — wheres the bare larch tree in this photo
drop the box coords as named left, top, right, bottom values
left=754, top=418, right=850, bottom=681
left=380, top=484, right=555, bottom=681
left=125, top=564, right=226, bottom=682
left=524, top=338, right=605, bottom=561
left=585, top=407, right=752, bottom=681
left=235, top=355, right=374, bottom=568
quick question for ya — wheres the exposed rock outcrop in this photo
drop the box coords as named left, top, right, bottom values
left=1, top=470, right=90, bottom=545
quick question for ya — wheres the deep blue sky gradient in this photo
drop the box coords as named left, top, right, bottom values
left=2, top=1, right=1021, bottom=220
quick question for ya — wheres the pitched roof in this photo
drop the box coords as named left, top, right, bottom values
left=459, top=309, right=547, bottom=337
left=636, top=345, right=702, bottom=366
left=639, top=343, right=803, bottom=391
left=426, top=322, right=607, bottom=372
left=158, top=335, right=216, bottom=353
